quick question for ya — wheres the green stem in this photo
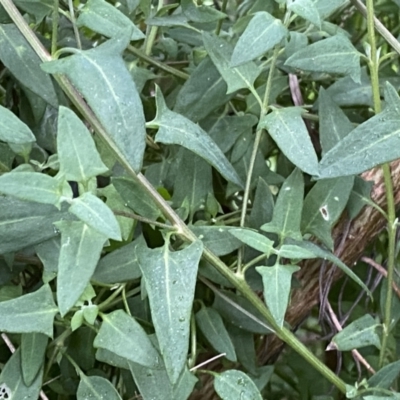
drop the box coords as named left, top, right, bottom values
left=68, top=0, right=81, bottom=49
left=215, top=0, right=228, bottom=35
left=143, top=0, right=162, bottom=56
left=2, top=2, right=347, bottom=392
left=51, top=0, right=59, bottom=55
left=365, top=0, right=397, bottom=368
left=98, top=284, right=126, bottom=311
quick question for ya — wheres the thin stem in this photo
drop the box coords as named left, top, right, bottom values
left=68, top=0, right=81, bottom=49
left=97, top=284, right=126, bottom=311
left=113, top=209, right=176, bottom=230
left=215, top=0, right=228, bottom=35
left=51, top=0, right=59, bottom=55
left=364, top=0, right=397, bottom=368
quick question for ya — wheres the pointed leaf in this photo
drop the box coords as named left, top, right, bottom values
left=77, top=375, right=122, bottom=400
left=261, top=168, right=304, bottom=241
left=368, top=360, right=400, bottom=389
left=0, top=284, right=57, bottom=337
left=277, top=244, right=316, bottom=259
left=57, top=107, right=108, bottom=182
left=203, top=32, right=260, bottom=94
left=259, top=107, right=319, bottom=175
left=56, top=220, right=107, bottom=316
left=318, top=107, right=400, bottom=179
left=301, top=176, right=354, bottom=249
left=229, top=228, right=274, bottom=255
left=249, top=177, right=274, bottom=229
left=152, top=86, right=243, bottom=188
left=181, top=0, right=226, bottom=22
left=69, top=192, right=122, bottom=241
left=137, top=240, right=203, bottom=384
left=318, top=87, right=354, bottom=155
left=256, top=264, right=300, bottom=328
left=289, top=0, right=321, bottom=28
left=0, top=24, right=58, bottom=106
left=94, top=310, right=159, bottom=367
left=0, top=172, right=72, bottom=205
left=21, top=333, right=48, bottom=386
left=231, top=12, right=288, bottom=67
left=0, top=105, right=35, bottom=145
left=285, top=35, right=361, bottom=83
left=0, top=349, right=43, bottom=400
left=346, top=176, right=373, bottom=219
left=384, top=81, right=400, bottom=111
left=77, top=0, right=145, bottom=41
left=195, top=307, right=236, bottom=362
left=42, top=32, right=146, bottom=172
left=214, top=370, right=262, bottom=400
left=329, top=314, right=380, bottom=351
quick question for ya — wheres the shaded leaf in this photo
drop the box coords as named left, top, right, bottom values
left=230, top=228, right=274, bottom=255
left=318, top=107, right=400, bottom=179
left=0, top=284, right=57, bottom=337
left=77, top=374, right=122, bottom=400
left=346, top=176, right=373, bottom=220
left=57, top=106, right=108, bottom=183
left=56, top=220, right=107, bottom=316
left=261, top=168, right=304, bottom=241
left=42, top=32, right=146, bottom=172
left=248, top=177, right=274, bottom=229
left=203, top=32, right=260, bottom=94
left=328, top=315, right=380, bottom=351
left=137, top=240, right=203, bottom=383
left=214, top=370, right=262, bottom=400
left=231, top=12, right=288, bottom=66
left=285, top=35, right=361, bottom=83
left=92, top=236, right=143, bottom=284
left=259, top=107, right=318, bottom=175
left=383, top=81, right=400, bottom=111
left=289, top=0, right=321, bottom=28
left=0, top=172, right=72, bottom=206
left=0, top=105, right=35, bottom=145
left=368, top=360, right=400, bottom=389
left=0, top=349, right=43, bottom=400
left=301, top=176, right=354, bottom=249
left=0, top=24, right=58, bottom=106
left=152, top=86, right=243, bottom=188
left=35, top=237, right=61, bottom=283
left=196, top=307, right=236, bottom=362
left=21, top=333, right=48, bottom=386
left=77, top=0, right=145, bottom=40
left=277, top=244, right=316, bottom=259
left=256, top=264, right=300, bottom=328
left=181, top=0, right=226, bottom=22
left=69, top=192, right=122, bottom=241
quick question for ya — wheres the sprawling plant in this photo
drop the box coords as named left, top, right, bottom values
left=0, top=0, right=400, bottom=398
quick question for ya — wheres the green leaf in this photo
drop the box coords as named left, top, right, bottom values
left=174, top=57, right=232, bottom=123
left=129, top=359, right=198, bottom=400
left=69, top=192, right=122, bottom=241
left=57, top=107, right=108, bottom=183
left=231, top=12, right=288, bottom=66
left=277, top=244, right=316, bottom=259
left=318, top=107, right=400, bottom=179
left=249, top=177, right=274, bottom=229
left=285, top=35, right=361, bottom=83
left=92, top=236, right=143, bottom=284
left=301, top=176, right=354, bottom=249
left=190, top=225, right=242, bottom=256
left=77, top=0, right=145, bottom=41
left=256, top=264, right=300, bottom=328
left=328, top=314, right=380, bottom=351
left=229, top=228, right=274, bottom=255
left=316, top=0, right=347, bottom=19
left=112, top=176, right=162, bottom=220
left=259, top=107, right=319, bottom=175
left=384, top=81, right=400, bottom=111
left=21, top=333, right=48, bottom=386
left=261, top=168, right=304, bottom=241
left=35, top=237, right=61, bottom=283
left=195, top=307, right=237, bottom=362
left=0, top=24, right=58, bottom=106
left=289, top=0, right=321, bottom=28
left=0, top=172, right=72, bottom=206
left=318, top=87, right=354, bottom=155
left=0, top=284, right=57, bottom=337
left=346, top=176, right=373, bottom=220
left=181, top=0, right=226, bottom=22
left=214, top=370, right=262, bottom=400
left=368, top=360, right=400, bottom=389
left=203, top=32, right=260, bottom=94
left=137, top=239, right=203, bottom=384
left=0, top=197, right=69, bottom=254
left=42, top=32, right=146, bottom=172
left=213, top=291, right=271, bottom=334
left=77, top=375, right=122, bottom=400
left=0, top=348, right=43, bottom=400
left=56, top=220, right=107, bottom=316
left=152, top=86, right=243, bottom=188
left=94, top=310, right=159, bottom=367
left=0, top=105, right=35, bottom=145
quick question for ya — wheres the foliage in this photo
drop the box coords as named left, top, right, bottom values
left=0, top=0, right=399, bottom=399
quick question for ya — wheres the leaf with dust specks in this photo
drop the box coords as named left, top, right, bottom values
left=137, top=239, right=203, bottom=384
